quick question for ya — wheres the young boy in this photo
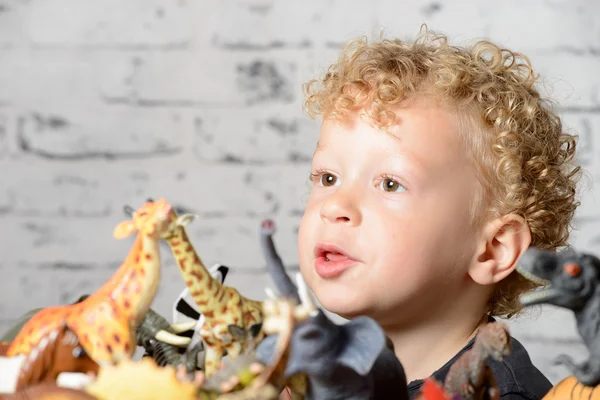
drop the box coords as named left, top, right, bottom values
left=295, top=27, right=580, bottom=399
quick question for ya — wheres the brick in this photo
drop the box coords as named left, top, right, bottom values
left=236, top=59, right=297, bottom=105
left=561, top=113, right=599, bottom=172
left=0, top=158, right=310, bottom=217
left=16, top=108, right=186, bottom=159
left=212, top=0, right=378, bottom=49
left=376, top=0, right=485, bottom=44
left=0, top=51, right=100, bottom=110
left=569, top=217, right=600, bottom=255
left=559, top=113, right=600, bottom=221
left=25, top=0, right=192, bottom=48
left=485, top=0, right=600, bottom=53
left=514, top=337, right=588, bottom=384
left=193, top=107, right=320, bottom=164
left=0, top=213, right=302, bottom=269
left=211, top=1, right=321, bottom=49
left=0, top=112, right=8, bottom=158
left=529, top=53, right=600, bottom=110
left=0, top=4, right=25, bottom=48
left=101, top=52, right=298, bottom=106
left=502, top=305, right=579, bottom=341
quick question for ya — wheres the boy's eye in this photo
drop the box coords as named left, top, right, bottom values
left=320, top=173, right=338, bottom=187
left=379, top=177, right=405, bottom=193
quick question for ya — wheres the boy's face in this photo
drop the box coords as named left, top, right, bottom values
left=298, top=99, right=485, bottom=324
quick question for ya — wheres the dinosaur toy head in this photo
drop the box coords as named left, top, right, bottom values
left=518, top=246, right=599, bottom=310
left=114, top=198, right=177, bottom=240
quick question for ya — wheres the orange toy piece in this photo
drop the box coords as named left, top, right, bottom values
left=7, top=199, right=180, bottom=368
left=0, top=341, right=9, bottom=356
left=156, top=206, right=264, bottom=376
left=12, top=324, right=99, bottom=391
left=416, top=378, right=453, bottom=400
left=542, top=376, right=600, bottom=400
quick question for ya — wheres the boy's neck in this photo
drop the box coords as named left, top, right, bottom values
left=383, top=303, right=489, bottom=383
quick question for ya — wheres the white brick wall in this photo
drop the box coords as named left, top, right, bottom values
left=0, top=0, right=598, bottom=385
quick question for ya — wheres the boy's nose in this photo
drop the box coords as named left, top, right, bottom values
left=319, top=187, right=362, bottom=226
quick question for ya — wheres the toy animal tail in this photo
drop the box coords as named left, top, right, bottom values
left=259, top=219, right=301, bottom=304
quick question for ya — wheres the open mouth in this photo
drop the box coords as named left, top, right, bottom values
left=516, top=265, right=554, bottom=306
left=516, top=265, right=551, bottom=286
left=518, top=287, right=560, bottom=305
left=314, top=243, right=357, bottom=262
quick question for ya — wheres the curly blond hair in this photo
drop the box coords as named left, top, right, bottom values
left=302, top=27, right=581, bottom=318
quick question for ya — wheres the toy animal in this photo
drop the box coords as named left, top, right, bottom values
left=1, top=295, right=90, bottom=344
left=197, top=297, right=300, bottom=400
left=198, top=323, right=266, bottom=396
left=259, top=220, right=301, bottom=305
left=443, top=322, right=511, bottom=400
left=136, top=307, right=201, bottom=374
left=518, top=246, right=600, bottom=386
left=84, top=357, right=198, bottom=400
left=0, top=342, right=9, bottom=357
left=171, top=264, right=230, bottom=365
left=255, top=219, right=409, bottom=400
left=0, top=382, right=99, bottom=400
left=7, top=199, right=186, bottom=372
left=541, top=376, right=600, bottom=400
left=416, top=378, right=456, bottom=400
left=124, top=199, right=264, bottom=376
left=0, top=324, right=98, bottom=393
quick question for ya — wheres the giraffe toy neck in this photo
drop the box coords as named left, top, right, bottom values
left=94, top=230, right=162, bottom=326
left=167, top=227, right=221, bottom=309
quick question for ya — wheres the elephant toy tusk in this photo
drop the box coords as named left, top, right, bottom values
left=170, top=322, right=197, bottom=334
left=154, top=330, right=191, bottom=347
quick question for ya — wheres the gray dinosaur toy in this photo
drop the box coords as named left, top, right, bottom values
left=518, top=246, right=600, bottom=386
left=256, top=219, right=409, bottom=400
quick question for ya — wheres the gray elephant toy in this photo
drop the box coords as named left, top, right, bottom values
left=257, top=219, right=409, bottom=400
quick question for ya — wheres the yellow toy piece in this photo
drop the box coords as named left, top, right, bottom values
left=542, top=376, right=600, bottom=400
left=85, top=358, right=197, bottom=400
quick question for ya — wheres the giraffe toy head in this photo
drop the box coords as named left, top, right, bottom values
left=113, top=198, right=178, bottom=240
left=122, top=198, right=198, bottom=234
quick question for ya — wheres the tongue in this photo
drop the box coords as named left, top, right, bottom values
left=326, top=252, right=348, bottom=262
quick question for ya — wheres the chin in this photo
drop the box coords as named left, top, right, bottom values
left=313, top=286, right=370, bottom=320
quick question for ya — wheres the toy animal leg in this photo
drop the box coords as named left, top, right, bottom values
left=224, top=341, right=242, bottom=359
left=204, top=345, right=225, bottom=377
left=483, top=369, right=500, bottom=400
left=555, top=354, right=600, bottom=387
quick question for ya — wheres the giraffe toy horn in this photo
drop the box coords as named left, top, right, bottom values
left=123, top=205, right=135, bottom=218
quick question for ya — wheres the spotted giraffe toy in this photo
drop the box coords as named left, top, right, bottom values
left=7, top=199, right=187, bottom=369
left=124, top=199, right=264, bottom=376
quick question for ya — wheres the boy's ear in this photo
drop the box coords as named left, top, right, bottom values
left=468, top=214, right=532, bottom=285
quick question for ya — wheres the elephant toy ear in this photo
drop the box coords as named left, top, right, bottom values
left=336, top=316, right=386, bottom=376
